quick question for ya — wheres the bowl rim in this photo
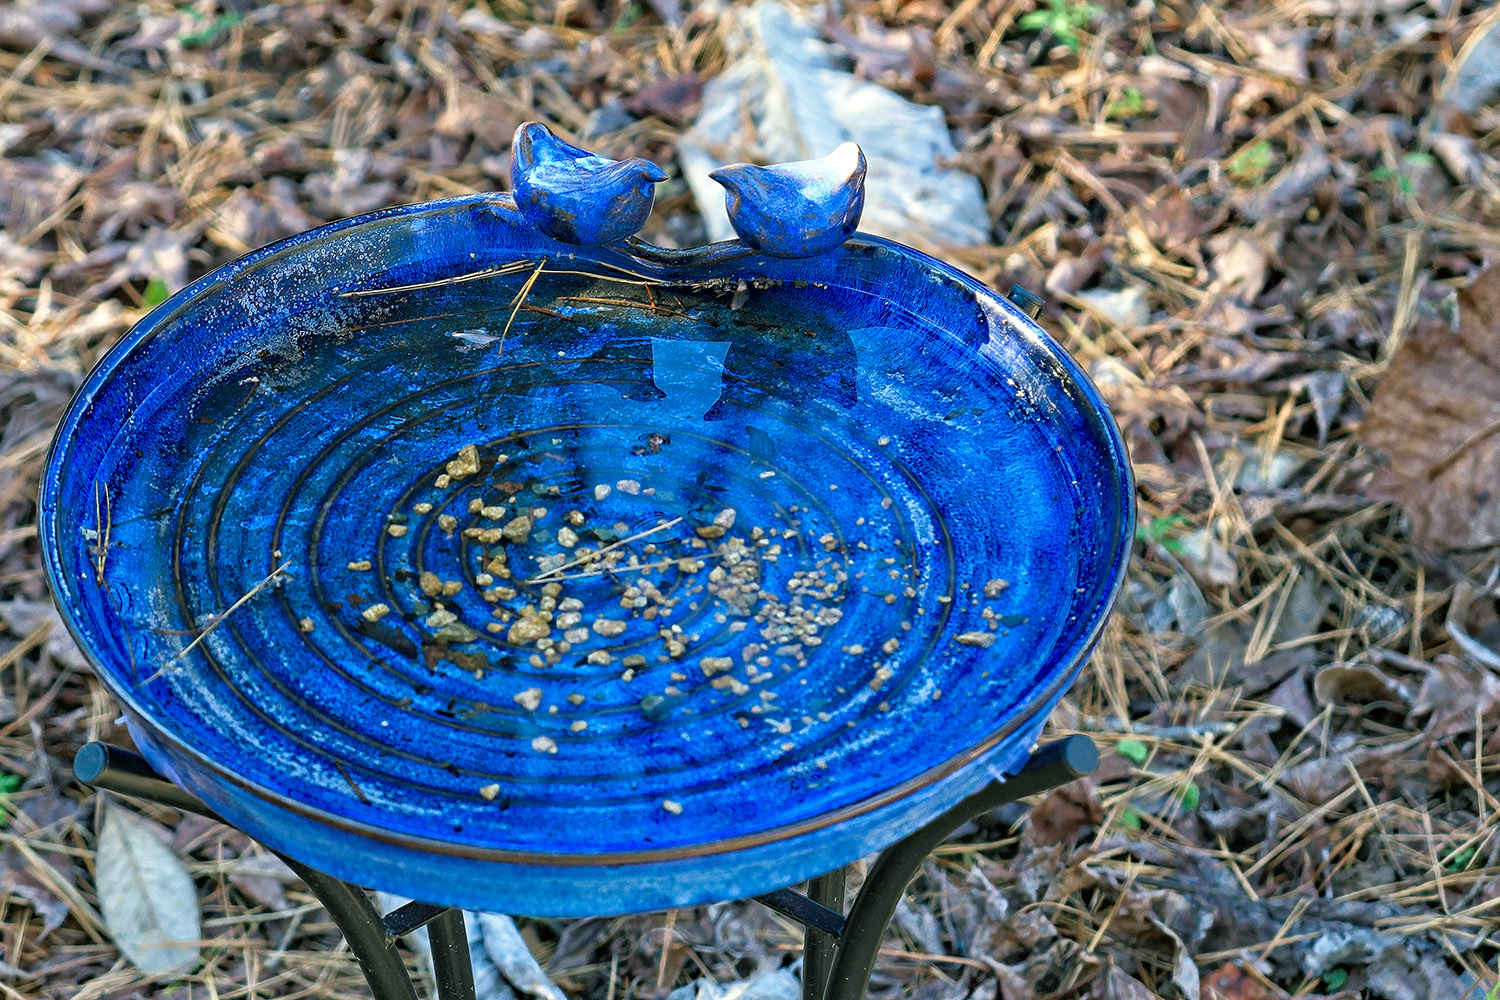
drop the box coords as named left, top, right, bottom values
left=40, top=193, right=1135, bottom=866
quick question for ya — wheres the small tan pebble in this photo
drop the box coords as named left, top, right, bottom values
left=442, top=580, right=462, bottom=597
left=984, top=578, right=1010, bottom=598
left=586, top=650, right=614, bottom=665
left=670, top=671, right=687, bottom=682
left=878, top=700, right=890, bottom=712
left=695, top=525, right=726, bottom=540
left=623, top=654, right=646, bottom=668
left=571, top=720, right=588, bottom=732
left=956, top=631, right=996, bottom=648
left=299, top=617, right=316, bottom=633
left=486, top=622, right=503, bottom=633
left=501, top=516, right=532, bottom=543
left=361, top=603, right=391, bottom=622
left=877, top=436, right=891, bottom=446
left=478, top=528, right=503, bottom=544
left=564, top=627, right=590, bottom=644
left=592, top=618, right=627, bottom=638
left=434, top=474, right=451, bottom=488
left=883, top=593, right=897, bottom=604
left=566, top=510, right=586, bottom=526
left=880, top=497, right=893, bottom=510
left=468, top=498, right=485, bottom=514
left=475, top=572, right=494, bottom=586
left=662, top=799, right=683, bottom=815
left=932, top=690, right=943, bottom=701
left=547, top=703, right=559, bottom=712
left=557, top=526, right=579, bottom=548
left=387, top=524, right=408, bottom=538
left=713, top=508, right=737, bottom=530
left=842, top=644, right=866, bottom=655
left=559, top=597, right=583, bottom=611
left=711, top=676, right=750, bottom=695
left=413, top=502, right=433, bottom=514
left=700, top=656, right=734, bottom=676
left=481, top=504, right=506, bottom=519
left=555, top=612, right=582, bottom=629
left=426, top=608, right=458, bottom=628
left=531, top=736, right=558, bottom=754
left=568, top=693, right=586, bottom=705
left=594, top=484, right=611, bottom=500
left=620, top=669, right=636, bottom=681
left=446, top=444, right=480, bottom=478
left=347, top=560, right=372, bottom=571
left=616, top=479, right=641, bottom=495
left=438, top=514, right=458, bottom=533
left=882, top=637, right=900, bottom=654
left=780, top=741, right=794, bottom=751
left=819, top=533, right=838, bottom=551
left=868, top=666, right=894, bottom=691
left=513, top=688, right=543, bottom=711
left=532, top=507, right=547, bottom=519
left=759, top=470, right=775, bottom=479
left=420, top=571, right=442, bottom=597
left=507, top=616, right=551, bottom=644
left=479, top=783, right=500, bottom=801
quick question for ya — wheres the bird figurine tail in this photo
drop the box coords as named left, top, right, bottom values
left=511, top=122, right=667, bottom=246
left=708, top=143, right=866, bottom=259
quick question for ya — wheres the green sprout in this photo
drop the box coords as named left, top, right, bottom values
left=1371, top=151, right=1437, bottom=197
left=1321, top=968, right=1349, bottom=991
left=1227, top=141, right=1274, bottom=185
left=1017, top=0, right=1101, bottom=54
left=144, top=276, right=171, bottom=307
left=0, top=772, right=21, bottom=830
left=1106, top=87, right=1148, bottom=120
left=1444, top=845, right=1477, bottom=873
left=1177, top=780, right=1201, bottom=811
left=1135, top=513, right=1187, bottom=553
left=1117, top=738, right=1149, bottom=764
left=179, top=10, right=244, bottom=49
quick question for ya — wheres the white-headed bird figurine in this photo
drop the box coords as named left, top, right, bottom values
left=511, top=122, right=667, bottom=245
left=708, top=143, right=867, bottom=258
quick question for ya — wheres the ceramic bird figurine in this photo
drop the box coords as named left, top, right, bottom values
left=708, top=143, right=867, bottom=259
left=511, top=122, right=667, bottom=245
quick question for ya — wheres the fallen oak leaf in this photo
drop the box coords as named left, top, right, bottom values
left=1361, top=267, right=1500, bottom=550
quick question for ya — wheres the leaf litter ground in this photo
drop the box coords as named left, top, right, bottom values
left=2, top=1, right=1500, bottom=999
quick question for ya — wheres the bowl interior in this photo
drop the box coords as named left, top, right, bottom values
left=42, top=196, right=1131, bottom=856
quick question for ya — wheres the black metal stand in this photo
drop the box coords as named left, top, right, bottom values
left=73, top=736, right=1096, bottom=1000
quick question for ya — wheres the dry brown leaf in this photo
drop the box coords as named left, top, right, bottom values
left=1362, top=267, right=1500, bottom=550
left=1027, top=777, right=1103, bottom=847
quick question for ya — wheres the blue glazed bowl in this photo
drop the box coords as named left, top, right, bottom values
left=40, top=192, right=1132, bottom=915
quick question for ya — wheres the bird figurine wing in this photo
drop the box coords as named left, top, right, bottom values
left=511, top=122, right=667, bottom=246
left=708, top=143, right=867, bottom=258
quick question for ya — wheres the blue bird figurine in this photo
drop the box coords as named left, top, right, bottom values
left=511, top=122, right=667, bottom=245
left=708, top=143, right=867, bottom=258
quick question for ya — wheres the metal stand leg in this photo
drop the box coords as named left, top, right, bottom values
left=802, top=869, right=845, bottom=1000
left=821, top=736, right=1098, bottom=1000
left=427, top=909, right=477, bottom=1000
left=75, top=743, right=426, bottom=1000
left=75, top=736, right=1097, bottom=1000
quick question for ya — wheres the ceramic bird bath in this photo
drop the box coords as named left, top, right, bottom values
left=41, top=123, right=1132, bottom=917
